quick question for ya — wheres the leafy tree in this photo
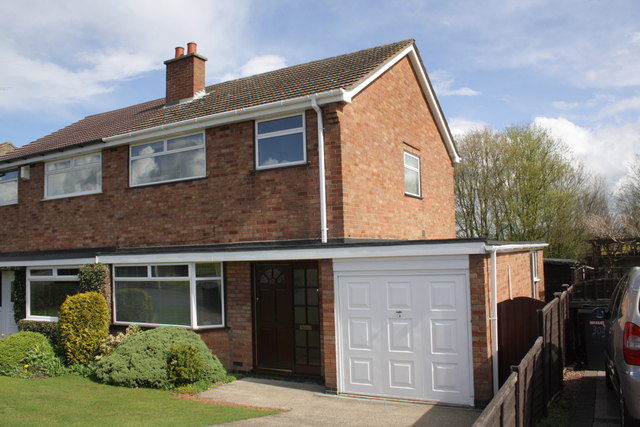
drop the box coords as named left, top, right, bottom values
left=455, top=124, right=605, bottom=259
left=615, top=155, right=640, bottom=237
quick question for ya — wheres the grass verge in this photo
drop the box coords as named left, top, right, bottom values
left=0, top=375, right=277, bottom=426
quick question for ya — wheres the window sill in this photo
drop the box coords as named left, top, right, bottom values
left=0, top=201, right=18, bottom=206
left=42, top=191, right=102, bottom=201
left=252, top=161, right=309, bottom=173
left=126, top=175, right=209, bottom=190
left=113, top=321, right=227, bottom=330
left=404, top=193, right=423, bottom=200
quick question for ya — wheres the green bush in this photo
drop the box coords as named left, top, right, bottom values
left=17, top=320, right=60, bottom=351
left=95, top=326, right=226, bottom=390
left=78, top=263, right=109, bottom=293
left=13, top=346, right=67, bottom=378
left=168, top=343, right=206, bottom=385
left=58, top=292, right=110, bottom=365
left=11, top=269, right=26, bottom=324
left=95, top=325, right=142, bottom=360
left=0, top=331, right=54, bottom=374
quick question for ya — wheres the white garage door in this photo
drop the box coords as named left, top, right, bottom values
left=336, top=260, right=473, bottom=406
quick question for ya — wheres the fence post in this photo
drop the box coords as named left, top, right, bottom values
left=537, top=307, right=549, bottom=417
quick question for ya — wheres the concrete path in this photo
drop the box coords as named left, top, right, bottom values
left=198, top=377, right=481, bottom=426
left=572, top=371, right=620, bottom=427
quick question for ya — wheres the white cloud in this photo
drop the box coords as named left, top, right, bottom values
left=430, top=70, right=480, bottom=97
left=220, top=55, right=287, bottom=81
left=0, top=0, right=250, bottom=112
left=534, top=116, right=640, bottom=189
left=448, top=117, right=488, bottom=136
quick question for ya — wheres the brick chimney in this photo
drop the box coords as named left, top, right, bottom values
left=164, top=42, right=208, bottom=104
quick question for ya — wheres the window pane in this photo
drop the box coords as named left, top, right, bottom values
left=47, top=165, right=101, bottom=197
left=404, top=153, right=419, bottom=169
left=307, top=307, right=319, bottom=325
left=131, top=141, right=164, bottom=157
left=0, top=170, right=18, bottom=181
left=0, top=180, right=17, bottom=203
left=30, top=280, right=80, bottom=317
left=57, top=268, right=79, bottom=276
left=74, top=154, right=101, bottom=166
left=258, top=133, right=304, bottom=167
left=151, top=265, right=189, bottom=277
left=196, top=263, right=221, bottom=277
left=46, top=160, right=71, bottom=171
left=294, top=288, right=305, bottom=305
left=307, top=288, right=319, bottom=306
left=131, top=148, right=205, bottom=185
left=30, top=269, right=53, bottom=277
left=114, top=266, right=148, bottom=278
left=115, top=280, right=190, bottom=325
left=258, top=116, right=303, bottom=134
left=167, top=134, right=203, bottom=151
left=404, top=168, right=420, bottom=195
left=196, top=279, right=222, bottom=326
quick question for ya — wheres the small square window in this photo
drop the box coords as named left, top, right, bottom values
left=256, top=115, right=306, bottom=169
left=404, top=152, right=421, bottom=197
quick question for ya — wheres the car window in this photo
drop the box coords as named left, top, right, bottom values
left=609, top=275, right=629, bottom=317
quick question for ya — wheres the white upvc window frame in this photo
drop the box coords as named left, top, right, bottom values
left=403, top=151, right=421, bottom=197
left=129, top=132, right=206, bottom=187
left=26, top=265, right=80, bottom=321
left=44, top=153, right=102, bottom=200
left=112, top=262, right=225, bottom=329
left=255, top=113, right=307, bottom=170
left=0, top=169, right=18, bottom=205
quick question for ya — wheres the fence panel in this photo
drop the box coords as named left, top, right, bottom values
left=473, top=373, right=518, bottom=427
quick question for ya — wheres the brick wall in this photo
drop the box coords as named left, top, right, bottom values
left=469, top=250, right=546, bottom=404
left=337, top=57, right=456, bottom=239
left=0, top=56, right=456, bottom=254
left=165, top=53, right=206, bottom=103
left=197, top=261, right=253, bottom=371
left=319, top=259, right=337, bottom=389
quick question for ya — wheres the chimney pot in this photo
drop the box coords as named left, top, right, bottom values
left=175, top=46, right=184, bottom=58
left=187, top=42, right=197, bottom=54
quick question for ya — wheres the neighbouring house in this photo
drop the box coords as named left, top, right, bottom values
left=0, top=39, right=546, bottom=406
left=0, top=142, right=16, bottom=156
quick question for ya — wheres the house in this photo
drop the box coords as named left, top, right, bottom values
left=0, top=39, right=546, bottom=406
left=0, top=142, right=16, bottom=156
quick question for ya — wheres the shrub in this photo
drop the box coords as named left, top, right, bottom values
left=11, top=269, right=26, bottom=324
left=13, top=346, right=67, bottom=378
left=17, top=320, right=60, bottom=351
left=0, top=331, right=54, bottom=374
left=58, top=292, right=110, bottom=365
left=66, top=360, right=98, bottom=378
left=95, top=325, right=142, bottom=360
left=95, top=326, right=226, bottom=390
left=78, top=263, right=112, bottom=315
left=168, top=343, right=206, bottom=385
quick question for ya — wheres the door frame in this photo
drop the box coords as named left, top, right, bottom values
left=1, top=270, right=18, bottom=337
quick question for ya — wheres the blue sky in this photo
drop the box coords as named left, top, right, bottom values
left=1, top=0, right=639, bottom=190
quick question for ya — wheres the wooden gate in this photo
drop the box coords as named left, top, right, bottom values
left=498, top=297, right=545, bottom=385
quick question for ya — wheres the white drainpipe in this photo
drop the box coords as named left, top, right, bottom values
left=311, top=96, right=328, bottom=243
left=486, top=245, right=500, bottom=395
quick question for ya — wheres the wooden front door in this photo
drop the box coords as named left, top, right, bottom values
left=254, top=262, right=321, bottom=377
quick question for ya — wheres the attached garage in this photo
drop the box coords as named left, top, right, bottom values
left=334, top=256, right=474, bottom=406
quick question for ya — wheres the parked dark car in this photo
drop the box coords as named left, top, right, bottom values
left=604, top=267, right=640, bottom=426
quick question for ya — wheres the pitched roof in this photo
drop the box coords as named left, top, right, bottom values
left=1, top=39, right=414, bottom=163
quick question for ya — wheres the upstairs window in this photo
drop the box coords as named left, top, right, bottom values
left=130, top=133, right=205, bottom=187
left=256, top=114, right=306, bottom=169
left=45, top=153, right=102, bottom=199
left=0, top=170, right=18, bottom=205
left=404, top=152, right=421, bottom=197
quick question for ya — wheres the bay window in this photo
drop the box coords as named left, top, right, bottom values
left=113, top=262, right=224, bottom=329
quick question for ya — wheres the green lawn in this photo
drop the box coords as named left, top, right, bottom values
left=0, top=375, right=277, bottom=426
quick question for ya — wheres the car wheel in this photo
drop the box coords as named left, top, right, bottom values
left=620, top=384, right=640, bottom=427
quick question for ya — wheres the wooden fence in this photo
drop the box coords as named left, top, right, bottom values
left=473, top=287, right=572, bottom=427
left=570, top=278, right=617, bottom=301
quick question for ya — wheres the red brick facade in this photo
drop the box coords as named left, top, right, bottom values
left=165, top=51, right=207, bottom=103
left=469, top=249, right=545, bottom=403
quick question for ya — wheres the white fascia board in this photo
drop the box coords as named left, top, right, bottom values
left=0, top=257, right=96, bottom=268
left=484, top=243, right=549, bottom=253
left=96, top=241, right=486, bottom=264
left=0, top=89, right=349, bottom=171
left=344, top=45, right=461, bottom=164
